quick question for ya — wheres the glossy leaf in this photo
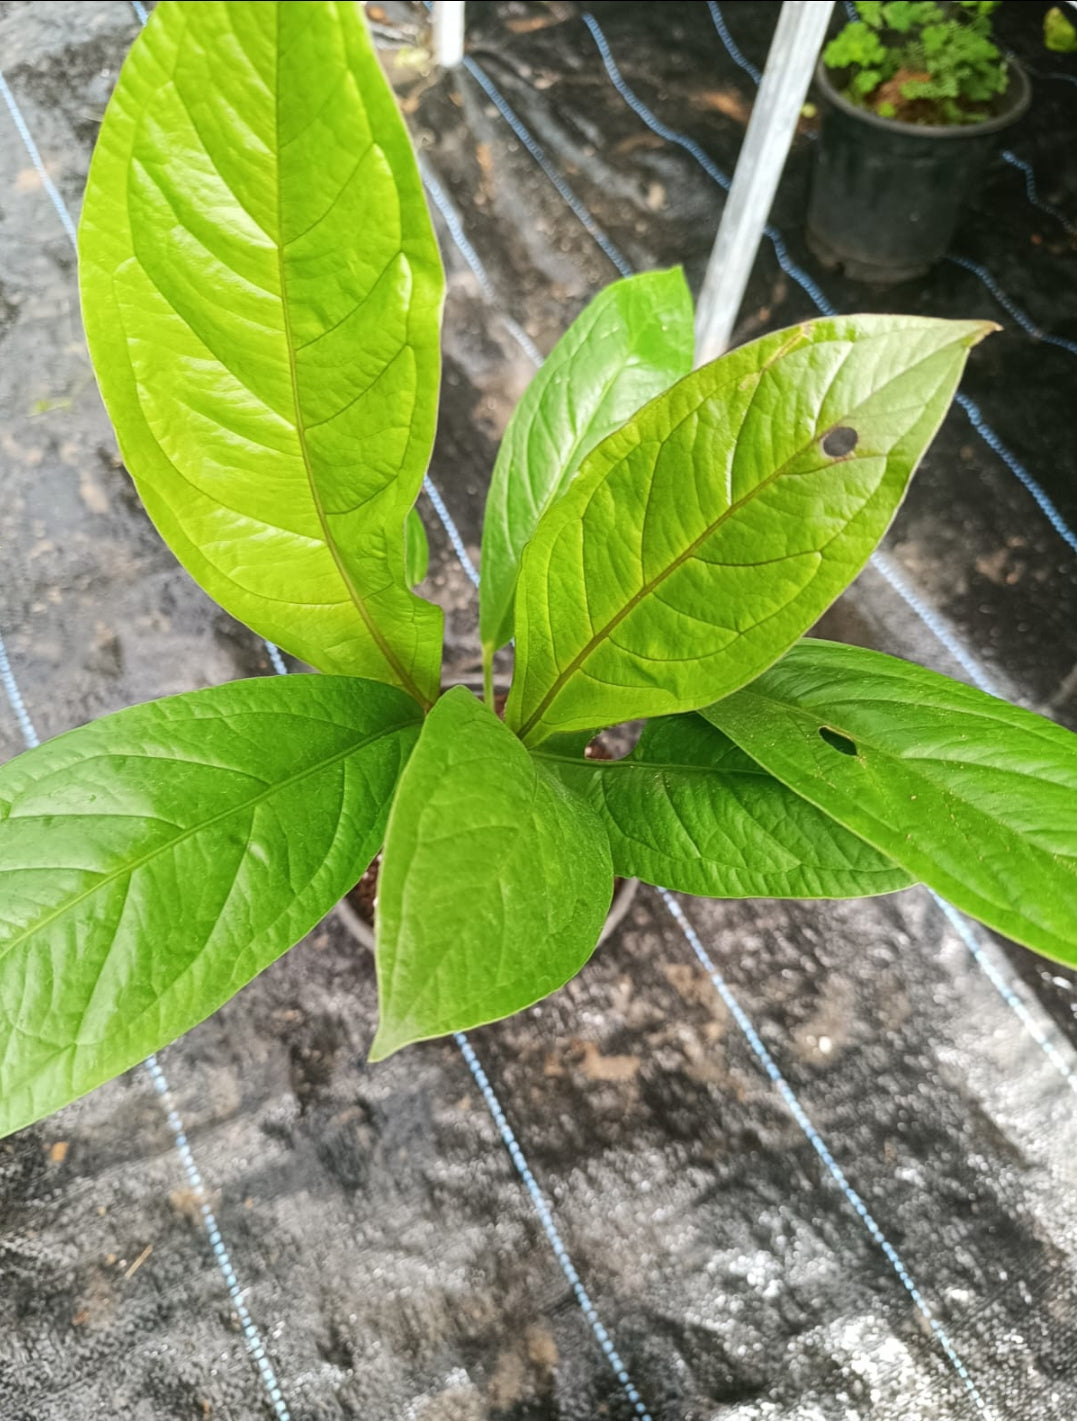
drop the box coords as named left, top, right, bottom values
left=371, top=688, right=613, bottom=1058
left=0, top=675, right=421, bottom=1138
left=405, top=508, right=430, bottom=588
left=479, top=268, right=694, bottom=655
left=506, top=316, right=993, bottom=745
left=703, top=640, right=1077, bottom=965
left=79, top=1, right=444, bottom=704
left=538, top=714, right=912, bottom=899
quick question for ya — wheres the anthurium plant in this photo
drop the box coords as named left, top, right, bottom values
left=1, top=1, right=1074, bottom=1141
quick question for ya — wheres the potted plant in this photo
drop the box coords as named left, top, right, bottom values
left=0, top=0, right=1074, bottom=1141
left=808, top=0, right=1031, bottom=281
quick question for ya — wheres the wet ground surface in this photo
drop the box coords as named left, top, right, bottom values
left=0, top=1, right=1075, bottom=1417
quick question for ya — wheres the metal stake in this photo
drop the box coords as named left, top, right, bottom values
left=694, top=1, right=835, bottom=364
left=432, top=1, right=466, bottom=67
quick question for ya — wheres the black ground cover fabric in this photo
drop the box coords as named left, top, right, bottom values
left=0, top=3, right=1075, bottom=1416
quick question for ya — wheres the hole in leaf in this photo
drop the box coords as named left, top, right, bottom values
left=819, top=726, right=857, bottom=756
left=822, top=426, right=858, bottom=458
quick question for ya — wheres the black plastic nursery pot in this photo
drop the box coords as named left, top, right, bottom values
left=807, top=59, right=1031, bottom=283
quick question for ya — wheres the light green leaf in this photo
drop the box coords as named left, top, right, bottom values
left=1044, top=6, right=1077, bottom=53
left=405, top=508, right=430, bottom=588
left=506, top=315, right=993, bottom=746
left=479, top=268, right=694, bottom=656
left=538, top=714, right=912, bottom=899
left=79, top=1, right=444, bottom=705
left=0, top=675, right=421, bottom=1138
left=703, top=640, right=1077, bottom=965
left=371, top=688, right=612, bottom=1058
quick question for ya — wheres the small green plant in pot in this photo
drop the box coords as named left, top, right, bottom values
left=808, top=1, right=1031, bottom=281
left=826, top=0, right=1009, bottom=125
left=0, top=1, right=1074, bottom=1140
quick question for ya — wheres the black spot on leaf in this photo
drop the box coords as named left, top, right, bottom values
left=822, top=426, right=858, bottom=458
left=819, top=726, right=857, bottom=756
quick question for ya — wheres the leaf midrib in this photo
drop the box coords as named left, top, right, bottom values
left=532, top=749, right=773, bottom=778
left=744, top=690, right=1077, bottom=800
left=517, top=451, right=835, bottom=741
left=516, top=336, right=961, bottom=743
left=0, top=721, right=411, bottom=959
left=273, top=10, right=428, bottom=708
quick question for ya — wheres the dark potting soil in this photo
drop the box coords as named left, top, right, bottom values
left=350, top=857, right=381, bottom=926
left=829, top=63, right=1019, bottom=130
left=0, top=3, right=1076, bottom=1419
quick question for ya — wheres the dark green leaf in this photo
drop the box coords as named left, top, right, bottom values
left=0, top=675, right=421, bottom=1137
left=507, top=316, right=993, bottom=746
left=703, top=641, right=1077, bottom=965
left=79, top=0, right=444, bottom=704
left=371, top=688, right=613, bottom=1058
left=479, top=268, right=693, bottom=656
left=538, top=714, right=912, bottom=898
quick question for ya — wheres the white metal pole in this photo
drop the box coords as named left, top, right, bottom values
left=694, top=1, right=835, bottom=366
left=432, top=1, right=466, bottom=68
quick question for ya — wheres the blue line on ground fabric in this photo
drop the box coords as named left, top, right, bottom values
left=867, top=551, right=1001, bottom=696
left=421, top=161, right=500, bottom=304
left=0, top=69, right=78, bottom=245
left=0, top=630, right=41, bottom=748
left=580, top=12, right=836, bottom=315
left=658, top=891, right=995, bottom=1420
left=460, top=53, right=633, bottom=279
left=930, top=897, right=1077, bottom=1098
left=143, top=1057, right=293, bottom=1420
left=422, top=474, right=481, bottom=587
left=1000, top=150, right=1074, bottom=233
left=947, top=254, right=1077, bottom=357
left=954, top=392, right=1077, bottom=557
left=418, top=0, right=632, bottom=276
left=420, top=160, right=545, bottom=366
left=705, top=0, right=762, bottom=84
left=454, top=1034, right=653, bottom=1420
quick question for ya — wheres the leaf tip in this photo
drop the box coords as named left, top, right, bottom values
left=965, top=320, right=1001, bottom=346
left=368, top=1021, right=411, bottom=1063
